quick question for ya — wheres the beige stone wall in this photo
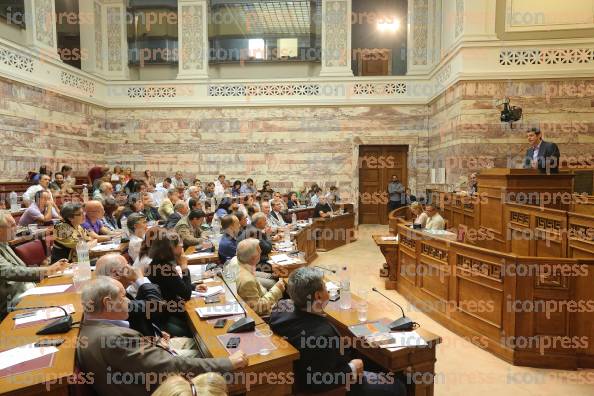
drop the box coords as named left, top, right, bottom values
left=0, top=77, right=109, bottom=182
left=428, top=79, right=594, bottom=188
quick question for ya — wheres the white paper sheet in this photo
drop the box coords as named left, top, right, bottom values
left=381, top=331, right=428, bottom=349
left=382, top=236, right=399, bottom=241
left=187, top=252, right=215, bottom=260
left=192, top=285, right=224, bottom=298
left=14, top=304, right=75, bottom=326
left=196, top=302, right=244, bottom=318
left=20, top=284, right=71, bottom=297
left=90, top=243, right=120, bottom=252
left=268, top=254, right=297, bottom=265
left=0, top=343, right=59, bottom=371
left=326, top=281, right=340, bottom=292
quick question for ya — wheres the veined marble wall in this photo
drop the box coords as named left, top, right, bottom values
left=104, top=106, right=430, bottom=199
left=0, top=77, right=109, bottom=182
left=428, top=79, right=594, bottom=187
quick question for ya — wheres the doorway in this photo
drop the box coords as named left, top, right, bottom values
left=358, top=145, right=408, bottom=225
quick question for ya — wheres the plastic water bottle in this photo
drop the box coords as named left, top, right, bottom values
left=75, top=239, right=92, bottom=289
left=82, top=184, right=89, bottom=202
left=339, top=266, right=351, bottom=310
left=9, top=191, right=18, bottom=211
left=121, top=216, right=128, bottom=237
left=291, top=213, right=297, bottom=225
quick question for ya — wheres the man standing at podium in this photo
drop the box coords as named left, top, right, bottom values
left=523, top=128, right=560, bottom=174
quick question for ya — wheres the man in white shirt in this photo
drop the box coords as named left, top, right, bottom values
left=126, top=213, right=147, bottom=263
left=153, top=177, right=172, bottom=207
left=424, top=205, right=446, bottom=230
left=171, top=171, right=187, bottom=188
left=214, top=174, right=226, bottom=196
left=22, top=174, right=52, bottom=206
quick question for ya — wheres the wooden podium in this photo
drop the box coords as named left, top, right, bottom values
left=477, top=169, right=574, bottom=251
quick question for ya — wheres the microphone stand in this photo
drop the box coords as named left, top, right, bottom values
left=372, top=288, right=415, bottom=331
left=216, top=272, right=256, bottom=333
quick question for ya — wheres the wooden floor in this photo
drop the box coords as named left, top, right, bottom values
left=314, top=225, right=594, bottom=396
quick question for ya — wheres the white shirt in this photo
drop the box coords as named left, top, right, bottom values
left=22, top=185, right=47, bottom=204
left=214, top=180, right=225, bottom=196
left=425, top=213, right=445, bottom=230
left=532, top=141, right=542, bottom=162
left=128, top=234, right=144, bottom=262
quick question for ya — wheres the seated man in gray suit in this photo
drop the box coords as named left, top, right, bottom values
left=77, top=276, right=248, bottom=396
left=0, top=211, right=68, bottom=320
left=523, top=127, right=560, bottom=174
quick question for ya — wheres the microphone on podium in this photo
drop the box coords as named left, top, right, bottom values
left=371, top=287, right=415, bottom=331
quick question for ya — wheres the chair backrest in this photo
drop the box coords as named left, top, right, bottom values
left=13, top=240, right=47, bottom=267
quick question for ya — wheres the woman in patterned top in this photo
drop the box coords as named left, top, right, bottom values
left=51, top=202, right=97, bottom=262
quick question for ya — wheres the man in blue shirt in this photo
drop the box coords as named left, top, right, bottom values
left=218, top=214, right=241, bottom=263
left=240, top=178, right=257, bottom=195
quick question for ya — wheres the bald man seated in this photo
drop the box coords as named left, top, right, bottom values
left=77, top=276, right=248, bottom=396
left=95, top=253, right=202, bottom=357
left=81, top=200, right=121, bottom=242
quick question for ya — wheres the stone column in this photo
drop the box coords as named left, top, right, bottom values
left=79, top=0, right=129, bottom=80
left=23, top=0, right=59, bottom=59
left=177, top=0, right=209, bottom=79
left=319, top=0, right=353, bottom=77
left=407, top=0, right=435, bottom=75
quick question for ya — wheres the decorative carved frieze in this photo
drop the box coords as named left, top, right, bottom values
left=500, top=48, right=594, bottom=66
left=208, top=84, right=321, bottom=97
left=0, top=48, right=34, bottom=73
left=457, top=255, right=502, bottom=281
left=421, top=243, right=448, bottom=263
left=399, top=234, right=416, bottom=250
left=510, top=211, right=530, bottom=227
left=352, top=83, right=407, bottom=96
left=127, top=87, right=177, bottom=98
left=60, top=71, right=96, bottom=95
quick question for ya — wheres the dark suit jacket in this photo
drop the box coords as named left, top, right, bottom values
left=77, top=320, right=233, bottom=396
left=313, top=203, right=332, bottom=218
left=269, top=300, right=353, bottom=393
left=524, top=140, right=560, bottom=174
left=164, top=212, right=182, bottom=229
left=238, top=225, right=273, bottom=264
left=126, top=281, right=166, bottom=336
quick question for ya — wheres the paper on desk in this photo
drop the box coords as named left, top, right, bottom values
left=269, top=254, right=297, bottom=265
left=326, top=281, right=340, bottom=292
left=0, top=343, right=59, bottom=371
left=20, top=284, right=71, bottom=297
left=14, top=304, right=75, bottom=326
left=47, top=268, right=74, bottom=278
left=91, top=243, right=120, bottom=252
left=187, top=252, right=215, bottom=260
left=187, top=264, right=208, bottom=280
left=196, top=302, right=244, bottom=318
left=192, top=285, right=224, bottom=298
left=381, top=331, right=428, bottom=349
left=382, top=236, right=399, bottom=241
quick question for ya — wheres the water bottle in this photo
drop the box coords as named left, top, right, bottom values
left=75, top=239, right=92, bottom=289
left=121, top=216, right=128, bottom=237
left=210, top=197, right=216, bottom=213
left=9, top=191, right=18, bottom=211
left=339, top=266, right=351, bottom=310
left=82, top=184, right=89, bottom=202
left=291, top=213, right=297, bottom=225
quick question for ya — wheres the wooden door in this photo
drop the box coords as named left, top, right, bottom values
left=356, top=48, right=392, bottom=76
left=358, top=145, right=408, bottom=225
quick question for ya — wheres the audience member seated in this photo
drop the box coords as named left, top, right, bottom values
left=234, top=210, right=248, bottom=235
left=204, top=182, right=216, bottom=199
left=48, top=172, right=67, bottom=193
left=309, top=187, right=321, bottom=207
left=132, top=227, right=157, bottom=271
left=93, top=181, right=114, bottom=202
left=231, top=180, right=242, bottom=196
left=313, top=195, right=333, bottom=218
left=260, top=180, right=274, bottom=195
left=240, top=178, right=257, bottom=195
left=77, top=276, right=247, bottom=396
left=92, top=170, right=112, bottom=194
left=18, top=190, right=60, bottom=226
left=52, top=203, right=97, bottom=262
left=214, top=174, right=226, bottom=196
left=424, top=204, right=445, bottom=230
left=146, top=229, right=205, bottom=336
left=188, top=197, right=204, bottom=213
left=174, top=210, right=210, bottom=249
left=186, top=185, right=206, bottom=204
left=165, top=201, right=189, bottom=229
left=152, top=373, right=228, bottom=396
left=102, top=197, right=120, bottom=231
left=82, top=200, right=120, bottom=242
left=60, top=165, right=76, bottom=189
left=287, top=191, right=300, bottom=209
left=141, top=192, right=160, bottom=222
left=236, top=239, right=285, bottom=317
left=88, top=165, right=109, bottom=186
left=172, top=171, right=188, bottom=188
left=410, top=202, right=428, bottom=228
left=237, top=212, right=279, bottom=290
left=326, top=186, right=340, bottom=204
left=270, top=268, right=407, bottom=396
left=260, top=201, right=275, bottom=228
left=22, top=173, right=52, bottom=206
left=0, top=211, right=68, bottom=320
left=211, top=198, right=232, bottom=230
left=154, top=177, right=172, bottom=206
left=127, top=213, right=148, bottom=262
left=218, top=215, right=240, bottom=263
left=159, top=188, right=180, bottom=220
left=268, top=200, right=286, bottom=227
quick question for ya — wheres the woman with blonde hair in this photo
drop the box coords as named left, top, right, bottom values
left=152, top=373, right=228, bottom=396
left=410, top=201, right=428, bottom=228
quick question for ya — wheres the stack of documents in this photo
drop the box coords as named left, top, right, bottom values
left=192, top=285, right=224, bottom=298
left=196, top=302, right=244, bottom=318
left=268, top=254, right=298, bottom=265
left=0, top=343, right=59, bottom=371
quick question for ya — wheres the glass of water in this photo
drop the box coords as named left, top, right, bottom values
left=356, top=301, right=369, bottom=322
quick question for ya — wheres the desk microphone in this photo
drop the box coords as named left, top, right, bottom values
left=11, top=305, right=73, bottom=335
left=216, top=272, right=255, bottom=333
left=371, top=288, right=415, bottom=331
left=314, top=265, right=336, bottom=274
